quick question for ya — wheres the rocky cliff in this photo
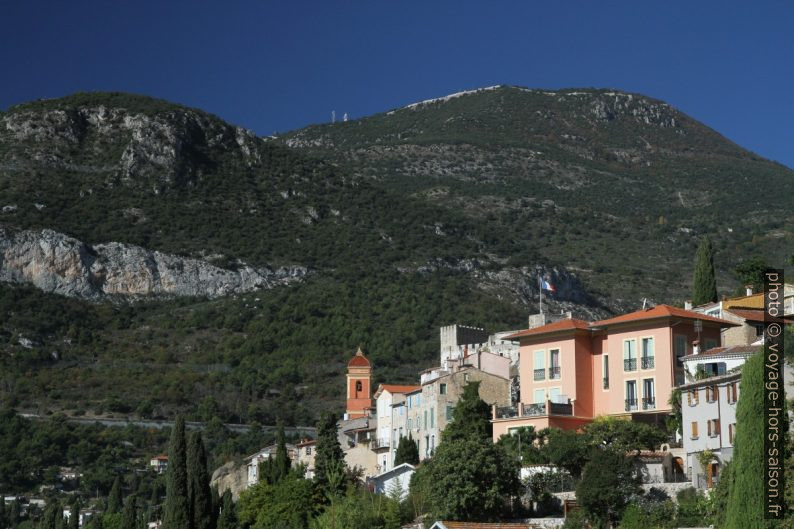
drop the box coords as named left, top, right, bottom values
left=0, top=227, right=307, bottom=299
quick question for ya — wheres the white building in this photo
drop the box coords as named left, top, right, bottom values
left=373, top=384, right=420, bottom=472
left=681, top=344, right=759, bottom=380
left=367, top=463, right=415, bottom=500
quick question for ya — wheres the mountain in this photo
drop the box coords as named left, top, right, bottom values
left=0, top=88, right=790, bottom=425
left=281, top=85, right=794, bottom=301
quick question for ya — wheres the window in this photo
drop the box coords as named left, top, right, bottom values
left=533, top=389, right=546, bottom=404
left=355, top=380, right=362, bottom=392
left=706, top=385, right=718, bottom=403
left=705, top=339, right=718, bottom=351
left=407, top=396, right=412, bottom=409
left=306, top=446, right=312, bottom=455
left=641, top=337, right=654, bottom=368
left=691, top=421, right=699, bottom=439
left=430, top=435, right=435, bottom=454
left=549, top=387, right=561, bottom=404
left=687, top=389, right=699, bottom=406
left=423, top=410, right=427, bottom=429
left=602, top=355, right=610, bottom=389
left=407, top=418, right=412, bottom=429
left=430, top=407, right=435, bottom=429
left=675, top=335, right=687, bottom=365
left=549, top=349, right=561, bottom=379
left=446, top=405, right=454, bottom=421
left=727, top=382, right=738, bottom=404
left=439, top=383, right=447, bottom=395
left=534, top=350, right=545, bottom=381
left=707, top=419, right=720, bottom=437
left=464, top=373, right=470, bottom=382
left=623, top=339, right=637, bottom=371
left=728, top=423, right=736, bottom=444
left=642, top=379, right=655, bottom=410
left=625, top=380, right=638, bottom=411
left=425, top=436, right=430, bottom=457
left=416, top=394, right=421, bottom=407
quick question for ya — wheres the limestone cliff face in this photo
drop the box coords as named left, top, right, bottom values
left=0, top=227, right=307, bottom=300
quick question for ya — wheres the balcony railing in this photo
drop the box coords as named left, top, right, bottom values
left=641, top=356, right=655, bottom=369
left=642, top=397, right=656, bottom=410
left=549, top=402, right=573, bottom=416
left=603, top=377, right=610, bottom=389
left=523, top=403, right=546, bottom=417
left=495, top=405, right=518, bottom=419
left=533, top=368, right=545, bottom=381
left=370, top=438, right=390, bottom=450
left=624, top=358, right=637, bottom=371
left=548, top=366, right=561, bottom=379
left=625, top=398, right=638, bottom=412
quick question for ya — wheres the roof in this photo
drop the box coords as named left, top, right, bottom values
left=681, top=344, right=761, bottom=361
left=504, top=318, right=590, bottom=339
left=591, top=304, right=738, bottom=328
left=347, top=347, right=371, bottom=368
left=296, top=439, right=316, bottom=447
left=370, top=462, right=416, bottom=481
left=375, top=384, right=421, bottom=397
left=678, top=370, right=742, bottom=390
left=723, top=293, right=765, bottom=309
left=634, top=450, right=670, bottom=461
left=431, top=522, right=533, bottom=529
left=151, top=455, right=168, bottom=461
left=725, top=308, right=794, bottom=324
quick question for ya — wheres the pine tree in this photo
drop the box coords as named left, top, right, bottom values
left=8, top=499, right=21, bottom=529
left=0, top=497, right=6, bottom=529
left=692, top=236, right=718, bottom=306
left=215, top=491, right=237, bottom=529
left=187, top=431, right=213, bottom=529
left=724, top=351, right=776, bottom=528
left=273, top=420, right=291, bottom=482
left=121, top=497, right=137, bottom=529
left=394, top=435, right=419, bottom=466
left=39, top=501, right=61, bottom=529
left=163, top=415, right=190, bottom=529
left=107, top=476, right=123, bottom=514
left=313, top=412, right=347, bottom=498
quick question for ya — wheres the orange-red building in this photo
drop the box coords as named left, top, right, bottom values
left=491, top=305, right=738, bottom=441
left=346, top=347, right=374, bottom=419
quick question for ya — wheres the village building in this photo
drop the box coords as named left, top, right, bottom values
left=491, top=305, right=738, bottom=441
left=295, top=439, right=316, bottom=478
left=367, top=462, right=415, bottom=500
left=149, top=455, right=168, bottom=474
left=244, top=443, right=297, bottom=486
left=373, top=384, right=420, bottom=472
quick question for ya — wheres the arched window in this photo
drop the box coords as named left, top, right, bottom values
left=356, top=380, right=362, bottom=392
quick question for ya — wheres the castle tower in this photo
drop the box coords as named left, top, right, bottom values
left=346, top=347, right=373, bottom=419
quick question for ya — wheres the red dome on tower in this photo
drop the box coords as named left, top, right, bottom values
left=347, top=347, right=371, bottom=367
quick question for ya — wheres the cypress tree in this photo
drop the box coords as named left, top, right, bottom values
left=39, top=501, right=61, bottom=529
left=68, top=501, right=80, bottom=529
left=313, top=412, right=347, bottom=498
left=107, top=476, right=123, bottom=514
left=724, top=352, right=776, bottom=528
left=187, top=431, right=213, bottom=529
left=273, top=420, right=291, bottom=482
left=215, top=491, right=237, bottom=529
left=692, top=236, right=718, bottom=306
left=394, top=435, right=419, bottom=466
left=121, top=497, right=137, bottom=529
left=163, top=415, right=190, bottom=529
left=9, top=499, right=21, bottom=529
left=0, top=498, right=6, bottom=529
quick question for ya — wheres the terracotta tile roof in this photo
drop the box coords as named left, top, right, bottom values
left=347, top=347, right=371, bottom=367
left=504, top=318, right=590, bottom=339
left=725, top=308, right=794, bottom=324
left=681, top=344, right=761, bottom=361
left=438, top=523, right=532, bottom=529
left=377, top=384, right=421, bottom=395
left=591, top=304, right=738, bottom=328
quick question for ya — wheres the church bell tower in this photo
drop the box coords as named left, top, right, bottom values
left=346, top=347, right=373, bottom=419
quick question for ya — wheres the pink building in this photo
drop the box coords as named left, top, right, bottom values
left=492, top=305, right=738, bottom=441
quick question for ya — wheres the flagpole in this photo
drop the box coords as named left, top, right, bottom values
left=539, top=276, right=543, bottom=314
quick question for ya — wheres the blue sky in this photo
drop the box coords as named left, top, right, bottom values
left=2, top=1, right=792, bottom=168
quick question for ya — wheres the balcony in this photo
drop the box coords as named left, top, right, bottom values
left=549, top=401, right=573, bottom=415
left=495, top=405, right=518, bottom=419
left=603, top=377, right=609, bottom=390
left=625, top=398, right=638, bottom=412
left=642, top=397, right=656, bottom=410
left=624, top=358, right=637, bottom=371
left=548, top=366, right=561, bottom=380
left=523, top=403, right=546, bottom=417
left=370, top=438, right=390, bottom=450
left=533, top=368, right=545, bottom=381
left=641, top=356, right=655, bottom=369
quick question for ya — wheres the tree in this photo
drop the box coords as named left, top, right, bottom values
left=40, top=501, right=62, bottom=529
left=121, top=497, right=137, bottom=529
left=393, top=435, right=419, bottom=466
left=163, top=416, right=190, bottom=529
left=440, top=381, right=491, bottom=442
left=68, top=500, right=80, bottom=529
left=733, top=257, right=767, bottom=294
left=237, top=472, right=314, bottom=529
left=313, top=412, right=347, bottom=498
left=666, top=388, right=682, bottom=437
left=411, top=436, right=520, bottom=521
left=692, top=236, right=718, bottom=305
left=215, top=491, right=238, bottom=529
left=575, top=449, right=640, bottom=528
left=108, top=476, right=123, bottom=514
left=273, top=420, right=291, bottom=483
left=723, top=351, right=775, bottom=528
left=187, top=431, right=213, bottom=529
left=584, top=416, right=667, bottom=454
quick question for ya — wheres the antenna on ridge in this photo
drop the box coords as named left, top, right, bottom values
left=331, top=110, right=336, bottom=123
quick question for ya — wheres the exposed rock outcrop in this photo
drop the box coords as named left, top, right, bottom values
left=0, top=227, right=307, bottom=300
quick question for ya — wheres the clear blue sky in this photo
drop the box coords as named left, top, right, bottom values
left=2, top=1, right=792, bottom=168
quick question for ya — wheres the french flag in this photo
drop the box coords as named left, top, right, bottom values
left=540, top=278, right=556, bottom=293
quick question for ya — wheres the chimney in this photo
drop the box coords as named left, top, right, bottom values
left=684, top=301, right=692, bottom=311
left=692, top=340, right=700, bottom=355
left=745, top=285, right=753, bottom=296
